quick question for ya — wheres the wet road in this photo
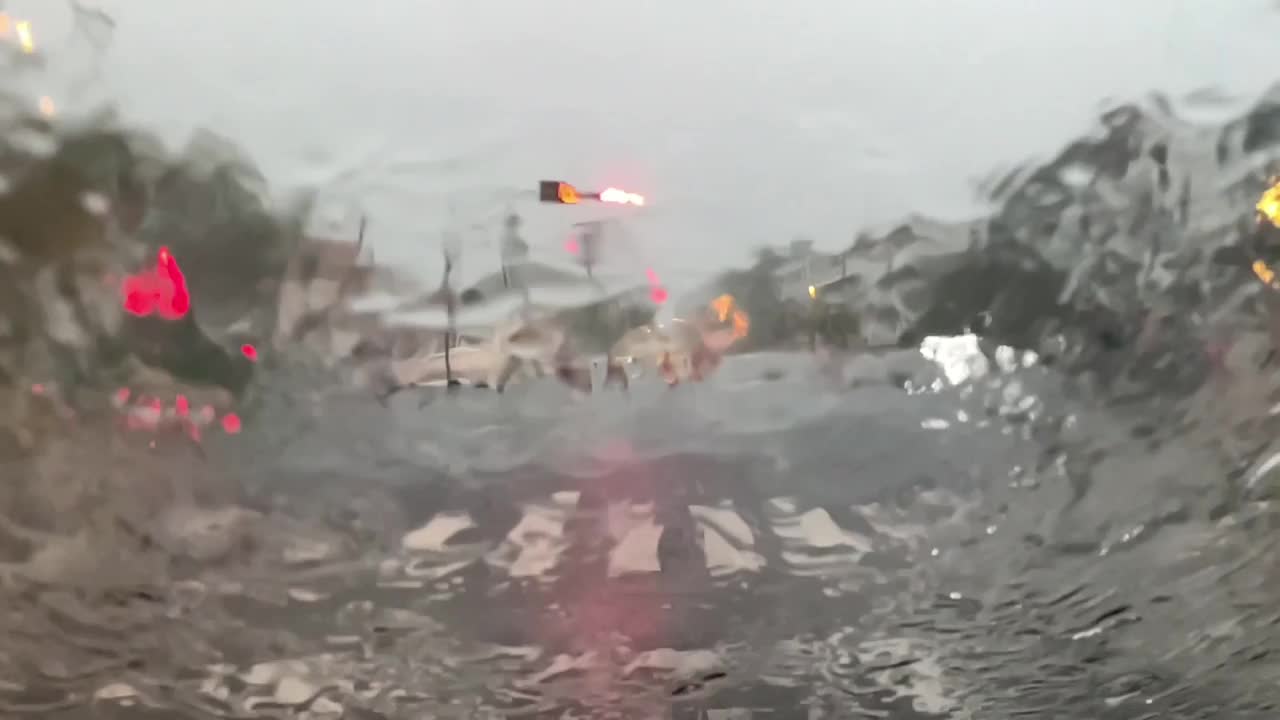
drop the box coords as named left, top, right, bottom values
left=10, top=346, right=1237, bottom=718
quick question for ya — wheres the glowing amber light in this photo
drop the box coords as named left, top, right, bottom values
left=708, top=294, right=750, bottom=341
left=710, top=294, right=735, bottom=322
left=37, top=96, right=54, bottom=118
left=0, top=13, right=11, bottom=39
left=557, top=182, right=580, bottom=204
left=15, top=20, right=33, bottom=54
left=1254, top=259, right=1277, bottom=288
left=1258, top=178, right=1280, bottom=229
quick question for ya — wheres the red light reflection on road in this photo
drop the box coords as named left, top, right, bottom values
left=539, top=437, right=673, bottom=671
left=112, top=391, right=246, bottom=440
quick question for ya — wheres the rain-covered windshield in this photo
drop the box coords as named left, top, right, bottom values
left=6, top=2, right=1280, bottom=718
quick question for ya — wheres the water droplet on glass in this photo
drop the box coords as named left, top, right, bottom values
left=80, top=191, right=110, bottom=216
left=9, top=126, right=56, bottom=157
left=221, top=413, right=242, bottom=435
left=0, top=236, right=18, bottom=264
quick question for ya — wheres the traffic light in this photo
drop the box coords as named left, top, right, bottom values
left=538, top=180, right=645, bottom=206
left=539, top=180, right=581, bottom=204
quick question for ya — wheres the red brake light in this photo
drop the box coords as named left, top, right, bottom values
left=220, top=413, right=242, bottom=435
left=122, top=246, right=191, bottom=320
left=644, top=267, right=666, bottom=304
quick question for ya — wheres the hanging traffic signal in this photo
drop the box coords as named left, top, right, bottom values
left=538, top=180, right=645, bottom=206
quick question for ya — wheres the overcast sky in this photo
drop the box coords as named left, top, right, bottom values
left=10, top=0, right=1280, bottom=291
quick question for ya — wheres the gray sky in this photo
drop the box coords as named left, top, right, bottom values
left=10, top=0, right=1280, bottom=293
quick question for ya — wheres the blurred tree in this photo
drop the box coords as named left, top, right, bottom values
left=143, top=128, right=308, bottom=330
left=0, top=124, right=143, bottom=264
left=807, top=298, right=862, bottom=350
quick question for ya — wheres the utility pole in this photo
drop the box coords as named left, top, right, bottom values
left=500, top=211, right=528, bottom=289
left=575, top=220, right=603, bottom=279
left=440, top=234, right=461, bottom=389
